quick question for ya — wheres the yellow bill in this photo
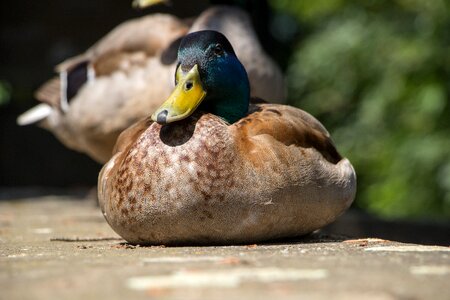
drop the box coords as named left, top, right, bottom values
left=132, top=0, right=168, bottom=9
left=152, top=65, right=207, bottom=124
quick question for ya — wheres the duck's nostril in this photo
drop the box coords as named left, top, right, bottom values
left=157, top=110, right=168, bottom=124
left=185, top=81, right=193, bottom=91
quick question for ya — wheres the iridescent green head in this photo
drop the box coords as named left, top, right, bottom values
left=152, top=30, right=250, bottom=124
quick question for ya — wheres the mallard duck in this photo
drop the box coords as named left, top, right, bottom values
left=17, top=6, right=285, bottom=163
left=98, top=30, right=356, bottom=245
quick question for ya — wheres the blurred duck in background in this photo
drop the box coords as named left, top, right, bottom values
left=17, top=2, right=285, bottom=163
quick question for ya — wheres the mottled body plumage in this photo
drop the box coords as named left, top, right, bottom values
left=99, top=104, right=356, bottom=245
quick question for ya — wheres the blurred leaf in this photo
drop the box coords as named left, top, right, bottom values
left=0, top=81, right=12, bottom=107
left=270, top=0, right=450, bottom=219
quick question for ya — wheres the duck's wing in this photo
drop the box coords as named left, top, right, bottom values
left=59, top=13, right=187, bottom=71
left=98, top=116, right=153, bottom=203
left=232, top=103, right=342, bottom=165
left=112, top=116, right=153, bottom=155
left=33, top=14, right=188, bottom=114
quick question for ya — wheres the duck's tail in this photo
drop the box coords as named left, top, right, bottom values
left=16, top=103, right=52, bottom=126
left=335, top=157, right=357, bottom=209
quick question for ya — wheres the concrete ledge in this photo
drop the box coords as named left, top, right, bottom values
left=1, top=196, right=449, bottom=299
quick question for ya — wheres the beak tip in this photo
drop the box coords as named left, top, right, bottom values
left=156, top=110, right=168, bottom=125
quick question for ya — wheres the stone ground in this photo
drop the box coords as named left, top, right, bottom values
left=1, top=194, right=449, bottom=300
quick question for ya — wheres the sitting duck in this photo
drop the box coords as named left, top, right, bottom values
left=17, top=6, right=285, bottom=163
left=98, top=31, right=356, bottom=245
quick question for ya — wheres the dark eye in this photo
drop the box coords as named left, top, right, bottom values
left=213, top=44, right=223, bottom=56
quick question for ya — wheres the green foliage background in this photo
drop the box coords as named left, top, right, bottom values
left=269, top=0, right=450, bottom=219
